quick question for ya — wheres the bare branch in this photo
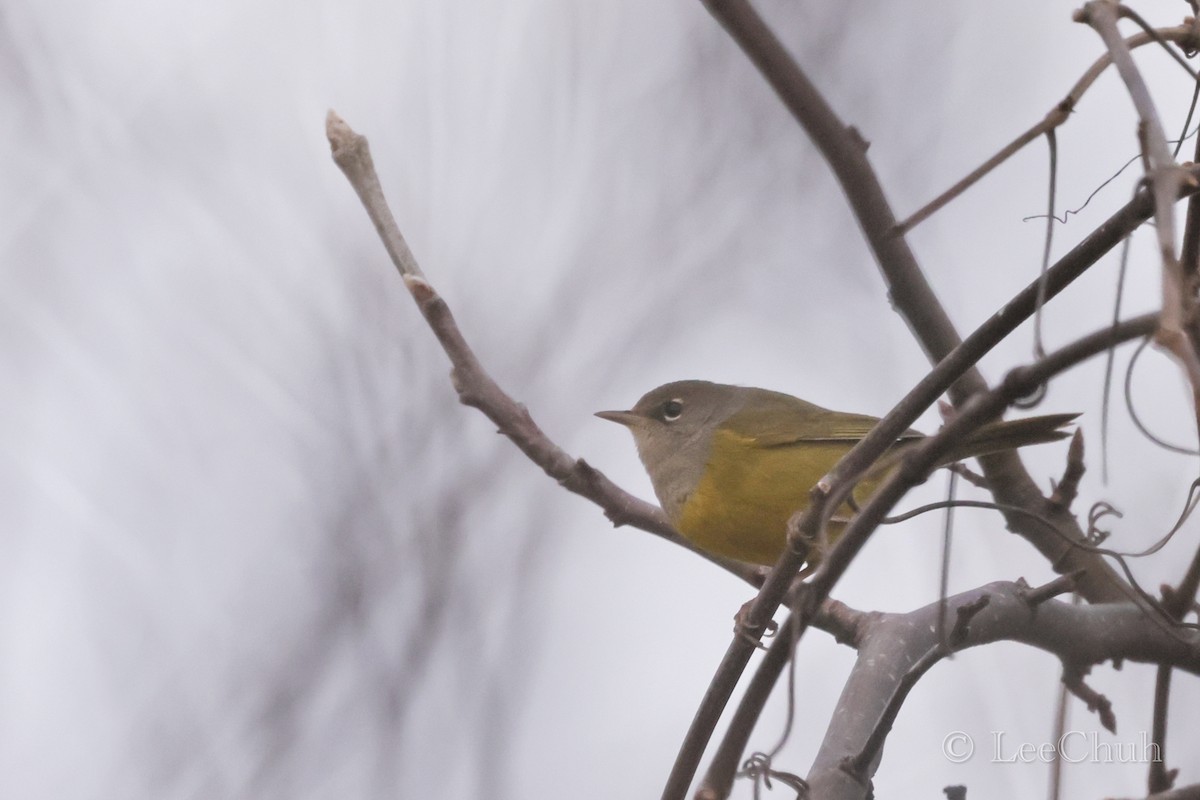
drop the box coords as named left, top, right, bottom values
left=1149, top=533, right=1200, bottom=792
left=1049, top=632, right=1074, bottom=800
left=804, top=581, right=1200, bottom=800
left=809, top=597, right=871, bottom=649
left=840, top=596, right=990, bottom=783
left=1033, top=129, right=1060, bottom=358
left=1023, top=571, right=1084, bottom=605
left=699, top=0, right=971, bottom=382
left=1149, top=664, right=1176, bottom=794
left=1062, top=664, right=1117, bottom=734
left=898, top=22, right=1200, bottom=233
left=1048, top=430, right=1087, bottom=511
left=324, top=111, right=762, bottom=586
left=947, top=462, right=988, bottom=489
left=1078, top=2, right=1200, bottom=433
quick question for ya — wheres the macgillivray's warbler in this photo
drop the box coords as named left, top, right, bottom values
left=597, top=380, right=1076, bottom=567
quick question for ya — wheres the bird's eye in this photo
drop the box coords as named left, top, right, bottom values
left=662, top=399, right=684, bottom=421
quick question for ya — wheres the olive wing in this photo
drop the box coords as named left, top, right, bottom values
left=721, top=390, right=922, bottom=447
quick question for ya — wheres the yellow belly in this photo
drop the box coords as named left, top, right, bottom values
left=674, top=434, right=874, bottom=566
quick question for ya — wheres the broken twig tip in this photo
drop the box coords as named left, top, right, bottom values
left=403, top=273, right=436, bottom=300
left=326, top=110, right=356, bottom=148
left=1064, top=665, right=1118, bottom=733
left=1022, top=572, right=1080, bottom=605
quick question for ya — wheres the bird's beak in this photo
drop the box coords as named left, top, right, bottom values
left=595, top=409, right=642, bottom=427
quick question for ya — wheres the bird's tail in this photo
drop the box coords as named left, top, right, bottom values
left=945, top=412, right=1078, bottom=464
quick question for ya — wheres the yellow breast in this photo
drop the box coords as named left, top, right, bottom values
left=674, top=430, right=866, bottom=566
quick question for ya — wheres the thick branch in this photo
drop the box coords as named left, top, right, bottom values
left=806, top=581, right=1200, bottom=800
left=700, top=0, right=968, bottom=379
left=840, top=596, right=991, bottom=782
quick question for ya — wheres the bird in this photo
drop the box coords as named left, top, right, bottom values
left=597, top=380, right=1076, bottom=567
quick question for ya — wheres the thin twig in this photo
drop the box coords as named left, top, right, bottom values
left=1062, top=664, right=1117, bottom=733
left=1079, top=2, right=1200, bottom=435
left=885, top=494, right=1196, bottom=624
left=1048, top=594, right=1078, bottom=800
left=1167, top=545, right=1200, bottom=621
left=1124, top=337, right=1200, bottom=454
left=1034, top=129, right=1060, bottom=358
left=1102, top=232, right=1135, bottom=482
left=946, top=462, right=988, bottom=488
left=937, top=471, right=958, bottom=649
left=1117, top=6, right=1199, bottom=80
left=1048, top=430, right=1086, bottom=511
left=1180, top=88, right=1200, bottom=275
left=325, top=111, right=763, bottom=587
left=1149, top=532, right=1200, bottom=792
left=1123, top=335, right=1200, bottom=453
left=1023, top=572, right=1084, bottom=606
left=1149, top=664, right=1175, bottom=794
left=897, top=23, right=1199, bottom=233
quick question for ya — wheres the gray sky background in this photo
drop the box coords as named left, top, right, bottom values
left=4, top=1, right=1199, bottom=798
